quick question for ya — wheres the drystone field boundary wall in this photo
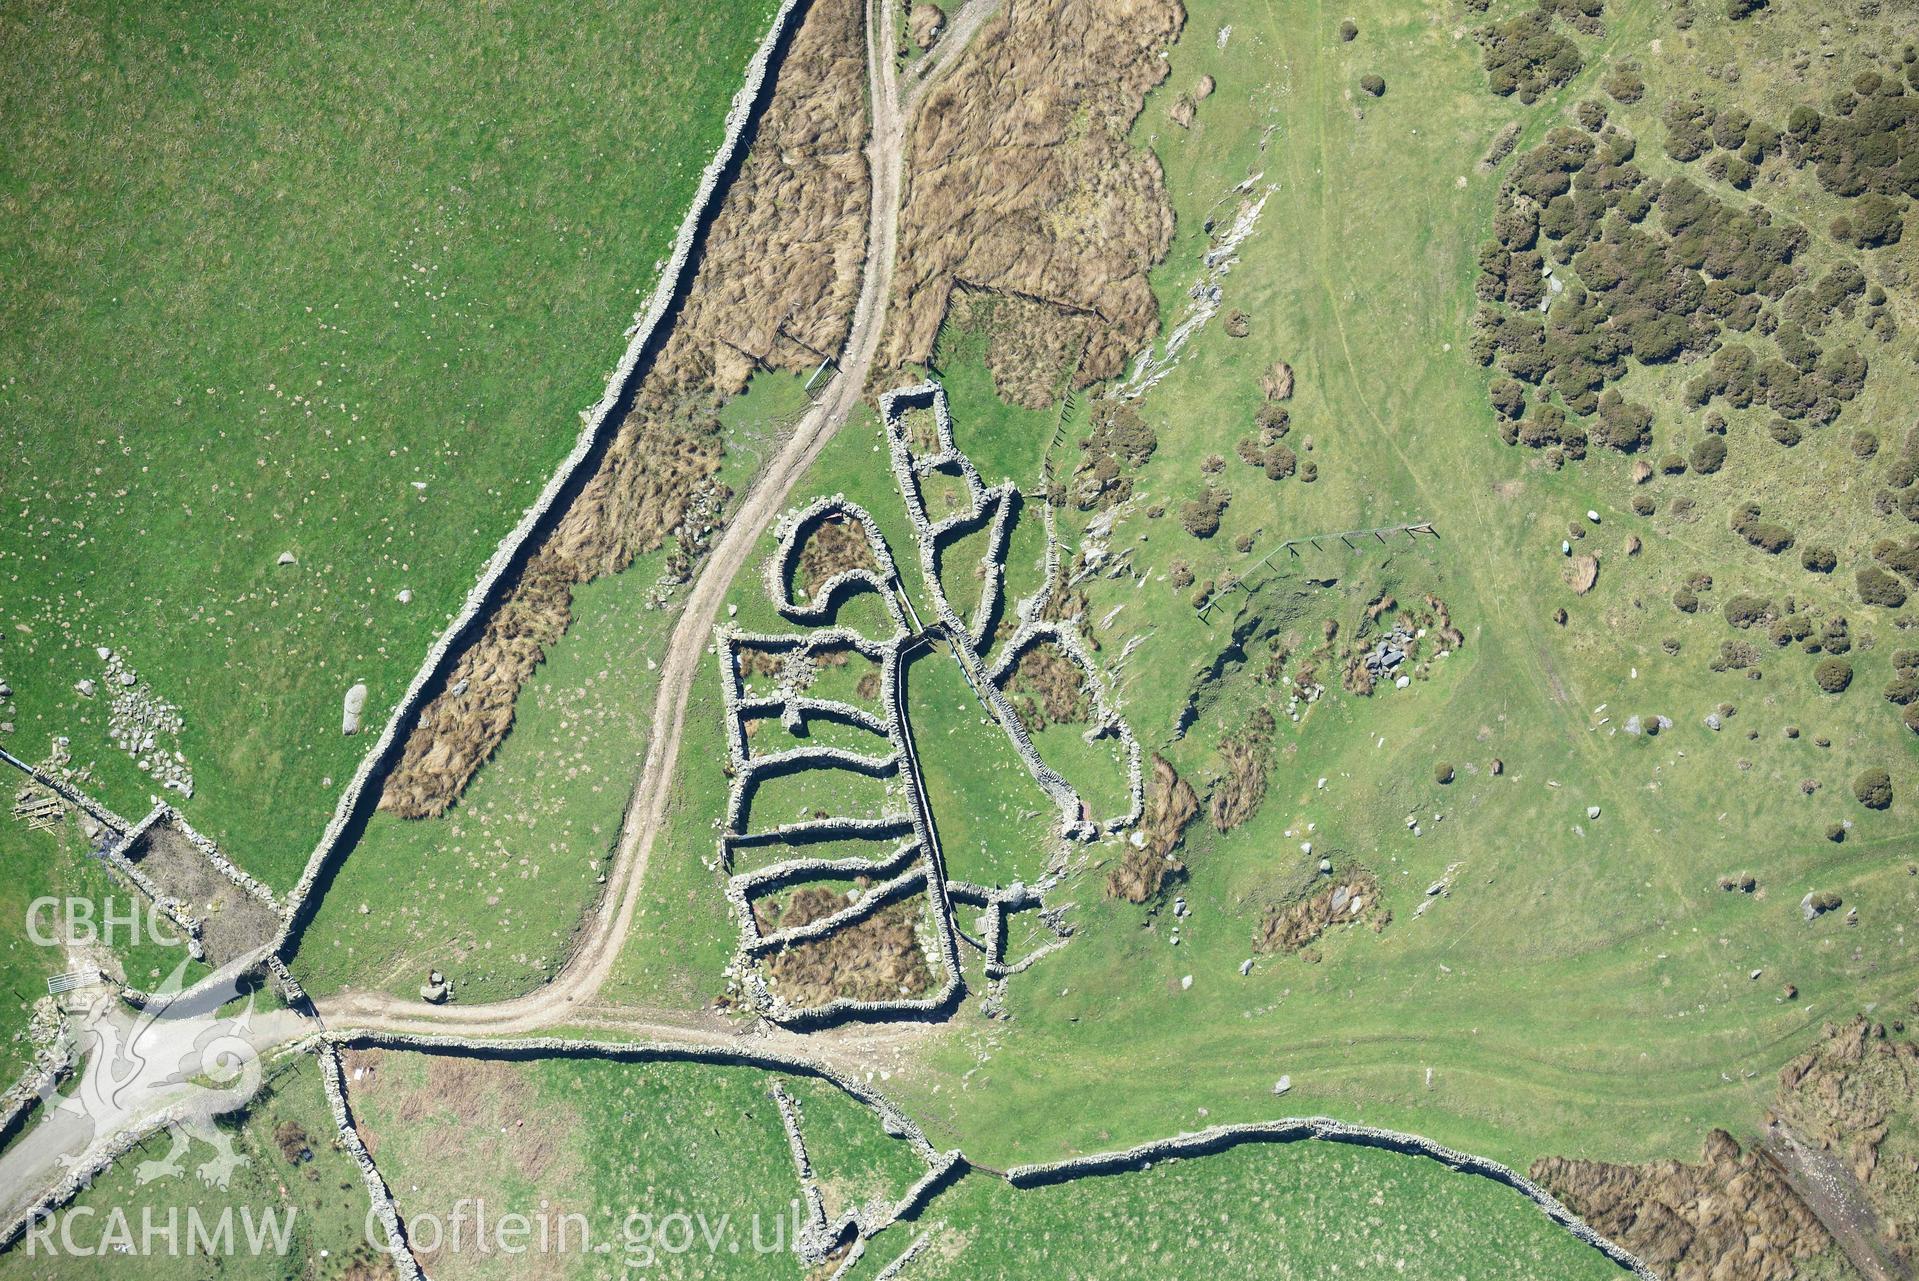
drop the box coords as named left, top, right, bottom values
left=717, top=593, right=964, bottom=1027
left=325, top=1029, right=946, bottom=1166
left=879, top=380, right=1141, bottom=838
left=1005, top=1118, right=1657, bottom=1280
left=319, top=1043, right=424, bottom=1280
left=0, top=1044, right=75, bottom=1159
left=96, top=805, right=198, bottom=950
left=986, top=619, right=1145, bottom=833
left=0, top=745, right=134, bottom=833
left=0, top=1108, right=184, bottom=1251
left=726, top=814, right=915, bottom=861
left=767, top=496, right=907, bottom=628
left=271, top=0, right=812, bottom=958
left=103, top=805, right=285, bottom=944
left=709, top=376, right=1152, bottom=1028
left=744, top=863, right=930, bottom=955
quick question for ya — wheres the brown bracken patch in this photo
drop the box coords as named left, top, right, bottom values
left=760, top=887, right=935, bottom=1009
left=1108, top=755, right=1198, bottom=903
left=796, top=516, right=881, bottom=597
left=883, top=0, right=1181, bottom=389
left=1532, top=1015, right=1919, bottom=1280
left=1005, top=641, right=1091, bottom=731
left=1254, top=870, right=1384, bottom=955
left=1531, top=1131, right=1829, bottom=1281
left=1208, top=707, right=1275, bottom=832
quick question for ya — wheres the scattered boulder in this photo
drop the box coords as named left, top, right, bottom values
left=1801, top=891, right=1842, bottom=920
left=342, top=682, right=369, bottom=736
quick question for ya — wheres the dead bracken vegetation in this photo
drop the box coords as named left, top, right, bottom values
left=379, top=0, right=871, bottom=818
left=1533, top=1130, right=1829, bottom=1281
left=951, top=287, right=1096, bottom=411
left=757, top=887, right=936, bottom=1009
left=1208, top=706, right=1275, bottom=832
left=883, top=0, right=1180, bottom=391
left=1253, top=869, right=1385, bottom=956
left=1005, top=641, right=1091, bottom=730
left=796, top=515, right=881, bottom=597
left=1535, top=1015, right=1919, bottom=1280
left=130, top=819, right=279, bottom=967
left=1107, top=755, right=1198, bottom=903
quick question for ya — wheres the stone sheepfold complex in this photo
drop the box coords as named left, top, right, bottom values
left=713, top=379, right=1143, bottom=1027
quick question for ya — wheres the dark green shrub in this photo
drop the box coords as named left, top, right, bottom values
left=1858, top=566, right=1908, bottom=608
left=1801, top=545, right=1837, bottom=573
left=1481, top=10, right=1583, bottom=101
left=1603, top=63, right=1645, bottom=104
left=1884, top=670, right=1919, bottom=706
left=1853, top=768, right=1893, bottom=810
left=1723, top=594, right=1773, bottom=628
left=1179, top=487, right=1229, bottom=539
left=1814, top=658, right=1853, bottom=693
left=1360, top=74, right=1386, bottom=97
left=1692, top=436, right=1727, bottom=473
left=1434, top=762, right=1455, bottom=784
left=1339, top=18, right=1359, bottom=40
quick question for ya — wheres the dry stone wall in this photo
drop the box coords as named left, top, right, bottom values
left=319, top=1043, right=424, bottom=1280
left=1005, top=1118, right=1657, bottom=1279
left=273, top=0, right=810, bottom=955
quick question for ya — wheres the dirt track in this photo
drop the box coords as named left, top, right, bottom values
left=315, top=0, right=979, bottom=1048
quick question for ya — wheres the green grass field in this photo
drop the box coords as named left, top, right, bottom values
left=0, top=1052, right=383, bottom=1281
left=904, top=642, right=1057, bottom=889
left=841, top=1140, right=1626, bottom=1280
left=0, top=0, right=779, bottom=892
left=345, top=1050, right=923, bottom=1280
left=865, top=0, right=1919, bottom=1184
left=288, top=372, right=803, bottom=1005
left=596, top=0, right=1919, bottom=1213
